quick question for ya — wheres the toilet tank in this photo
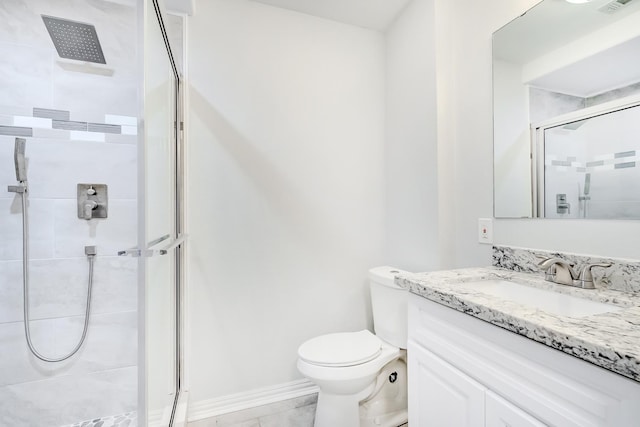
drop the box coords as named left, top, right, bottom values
left=369, top=266, right=409, bottom=349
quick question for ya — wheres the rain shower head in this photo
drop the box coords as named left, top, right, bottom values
left=41, top=15, right=106, bottom=64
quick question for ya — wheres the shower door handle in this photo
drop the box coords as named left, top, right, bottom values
left=117, top=234, right=170, bottom=257
left=158, top=234, right=186, bottom=255
left=117, top=233, right=186, bottom=257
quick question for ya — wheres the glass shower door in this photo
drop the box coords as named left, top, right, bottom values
left=142, top=0, right=184, bottom=425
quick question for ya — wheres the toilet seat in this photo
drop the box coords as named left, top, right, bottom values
left=298, top=330, right=382, bottom=367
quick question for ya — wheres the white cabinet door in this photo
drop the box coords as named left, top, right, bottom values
left=486, top=391, right=546, bottom=427
left=409, top=340, right=486, bottom=427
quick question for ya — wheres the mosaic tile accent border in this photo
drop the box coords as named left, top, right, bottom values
left=493, top=245, right=640, bottom=293
left=0, top=125, right=33, bottom=137
left=0, top=105, right=137, bottom=141
left=60, top=411, right=137, bottom=427
left=34, top=107, right=70, bottom=121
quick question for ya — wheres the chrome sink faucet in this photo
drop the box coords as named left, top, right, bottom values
left=537, top=257, right=612, bottom=289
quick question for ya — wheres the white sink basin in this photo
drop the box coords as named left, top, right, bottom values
left=458, top=279, right=622, bottom=318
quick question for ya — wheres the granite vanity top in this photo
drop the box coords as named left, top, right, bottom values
left=397, top=267, right=640, bottom=383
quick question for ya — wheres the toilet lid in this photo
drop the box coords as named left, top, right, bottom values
left=298, top=330, right=382, bottom=367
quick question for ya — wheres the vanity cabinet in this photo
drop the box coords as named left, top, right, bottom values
left=408, top=293, right=640, bottom=426
left=409, top=342, right=543, bottom=427
left=409, top=342, right=485, bottom=426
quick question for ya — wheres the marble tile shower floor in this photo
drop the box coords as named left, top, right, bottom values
left=60, top=411, right=136, bottom=427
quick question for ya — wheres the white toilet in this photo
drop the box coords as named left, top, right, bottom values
left=297, top=266, right=409, bottom=427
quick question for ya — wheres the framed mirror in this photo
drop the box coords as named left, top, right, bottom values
left=492, top=0, right=640, bottom=219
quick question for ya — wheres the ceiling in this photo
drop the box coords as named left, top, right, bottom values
left=250, top=0, right=412, bottom=31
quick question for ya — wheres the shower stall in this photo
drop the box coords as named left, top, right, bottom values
left=0, top=0, right=185, bottom=425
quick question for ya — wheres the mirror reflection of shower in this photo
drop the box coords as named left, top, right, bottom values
left=539, top=101, right=640, bottom=219
left=6, top=138, right=98, bottom=363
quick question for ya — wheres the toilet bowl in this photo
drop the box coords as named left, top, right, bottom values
left=298, top=330, right=405, bottom=427
left=297, top=266, right=409, bottom=427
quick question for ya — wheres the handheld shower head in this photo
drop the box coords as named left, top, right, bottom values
left=584, top=173, right=591, bottom=196
left=14, top=138, right=27, bottom=182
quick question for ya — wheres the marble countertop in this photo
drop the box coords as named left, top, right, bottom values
left=397, top=267, right=640, bottom=383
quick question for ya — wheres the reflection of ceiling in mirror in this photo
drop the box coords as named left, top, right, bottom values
left=529, top=35, right=640, bottom=97
left=493, top=0, right=640, bottom=64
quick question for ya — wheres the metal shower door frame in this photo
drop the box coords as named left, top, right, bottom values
left=137, top=0, right=185, bottom=425
left=153, top=0, right=185, bottom=424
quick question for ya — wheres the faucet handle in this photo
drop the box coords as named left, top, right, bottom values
left=577, top=262, right=612, bottom=289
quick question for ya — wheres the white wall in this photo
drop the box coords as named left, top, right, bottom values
left=186, top=0, right=386, bottom=401
left=384, top=0, right=440, bottom=272
left=435, top=0, right=640, bottom=263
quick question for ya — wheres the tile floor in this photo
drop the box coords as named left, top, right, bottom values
left=188, top=394, right=317, bottom=427
left=188, top=393, right=409, bottom=427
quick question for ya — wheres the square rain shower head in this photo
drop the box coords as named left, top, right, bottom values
left=41, top=15, right=106, bottom=64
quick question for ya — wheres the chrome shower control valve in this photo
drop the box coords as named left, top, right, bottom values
left=77, top=183, right=108, bottom=220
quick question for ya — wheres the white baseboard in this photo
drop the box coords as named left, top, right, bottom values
left=187, top=379, right=319, bottom=422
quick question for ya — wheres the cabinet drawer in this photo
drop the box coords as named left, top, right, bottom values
left=408, top=340, right=485, bottom=427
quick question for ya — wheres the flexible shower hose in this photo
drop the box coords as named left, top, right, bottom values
left=18, top=188, right=96, bottom=362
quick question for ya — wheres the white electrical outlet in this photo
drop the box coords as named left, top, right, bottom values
left=478, top=218, right=493, bottom=244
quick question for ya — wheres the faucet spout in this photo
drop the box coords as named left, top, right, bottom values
left=537, top=257, right=578, bottom=286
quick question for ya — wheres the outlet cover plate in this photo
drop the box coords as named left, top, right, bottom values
left=478, top=218, right=493, bottom=244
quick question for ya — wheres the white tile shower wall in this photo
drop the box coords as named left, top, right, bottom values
left=0, top=366, right=137, bottom=426
left=0, top=0, right=138, bottom=423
